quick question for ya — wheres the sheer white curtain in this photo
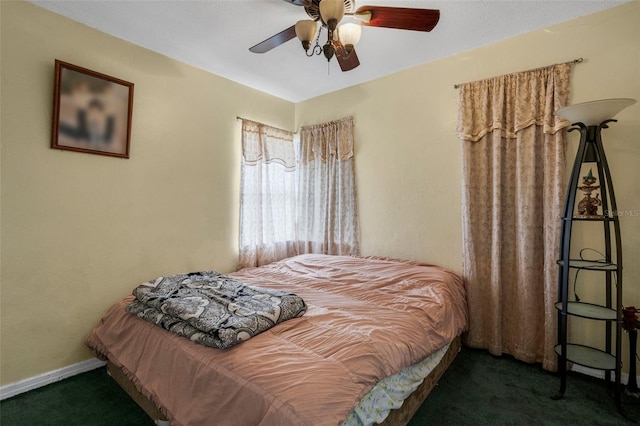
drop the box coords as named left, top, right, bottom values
left=458, top=64, right=571, bottom=371
left=295, top=116, right=360, bottom=256
left=239, top=119, right=296, bottom=268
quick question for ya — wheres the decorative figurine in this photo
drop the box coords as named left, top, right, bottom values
left=576, top=169, right=602, bottom=217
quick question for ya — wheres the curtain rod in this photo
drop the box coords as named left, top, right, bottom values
left=236, top=116, right=297, bottom=134
left=452, top=57, right=584, bottom=89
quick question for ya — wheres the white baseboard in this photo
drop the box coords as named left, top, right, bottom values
left=571, top=364, right=639, bottom=386
left=0, top=358, right=106, bottom=401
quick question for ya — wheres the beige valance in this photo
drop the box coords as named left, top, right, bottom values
left=241, top=119, right=295, bottom=170
left=457, top=63, right=572, bottom=142
left=299, top=116, right=354, bottom=164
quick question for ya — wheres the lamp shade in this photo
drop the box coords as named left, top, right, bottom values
left=319, top=0, right=345, bottom=24
left=295, top=20, right=318, bottom=43
left=338, top=23, right=361, bottom=48
left=555, top=98, right=636, bottom=126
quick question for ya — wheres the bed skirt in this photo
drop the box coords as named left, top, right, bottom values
left=106, top=335, right=462, bottom=426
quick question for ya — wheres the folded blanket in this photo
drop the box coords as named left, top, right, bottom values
left=125, top=271, right=307, bottom=349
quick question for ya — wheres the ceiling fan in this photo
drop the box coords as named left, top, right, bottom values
left=249, top=0, right=440, bottom=72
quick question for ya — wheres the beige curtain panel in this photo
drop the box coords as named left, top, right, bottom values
left=241, top=119, right=296, bottom=170
left=458, top=63, right=572, bottom=371
left=239, top=116, right=360, bottom=268
left=239, top=119, right=297, bottom=268
left=297, top=116, right=360, bottom=257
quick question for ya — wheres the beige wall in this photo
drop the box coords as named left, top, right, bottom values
left=1, top=0, right=639, bottom=386
left=0, top=1, right=294, bottom=385
left=296, top=2, right=639, bottom=371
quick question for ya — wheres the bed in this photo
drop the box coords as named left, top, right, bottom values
left=84, top=254, right=468, bottom=426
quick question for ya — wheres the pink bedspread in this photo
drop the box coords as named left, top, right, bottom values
left=84, top=254, right=468, bottom=426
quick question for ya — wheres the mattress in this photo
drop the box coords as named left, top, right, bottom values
left=107, top=336, right=462, bottom=426
left=85, top=254, right=468, bottom=426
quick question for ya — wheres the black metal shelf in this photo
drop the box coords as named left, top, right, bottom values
left=555, top=301, right=616, bottom=321
left=554, top=119, right=624, bottom=417
left=554, top=344, right=618, bottom=371
left=557, top=259, right=618, bottom=271
left=562, top=215, right=615, bottom=222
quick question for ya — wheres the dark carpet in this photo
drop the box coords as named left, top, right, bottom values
left=1, top=346, right=638, bottom=425
left=411, top=347, right=639, bottom=425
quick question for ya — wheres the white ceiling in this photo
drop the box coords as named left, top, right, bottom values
left=29, top=0, right=629, bottom=103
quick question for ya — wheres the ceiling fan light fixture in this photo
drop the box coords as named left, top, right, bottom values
left=319, top=0, right=345, bottom=29
left=323, top=42, right=335, bottom=62
left=295, top=20, right=318, bottom=51
left=249, top=0, right=441, bottom=73
left=338, top=23, right=361, bottom=53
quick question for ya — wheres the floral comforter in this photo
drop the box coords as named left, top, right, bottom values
left=125, top=271, right=307, bottom=349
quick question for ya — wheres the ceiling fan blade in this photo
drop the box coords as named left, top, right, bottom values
left=249, top=25, right=297, bottom=53
left=332, top=40, right=360, bottom=72
left=355, top=6, right=440, bottom=32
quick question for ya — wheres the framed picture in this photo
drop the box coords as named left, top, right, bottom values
left=51, top=60, right=134, bottom=158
